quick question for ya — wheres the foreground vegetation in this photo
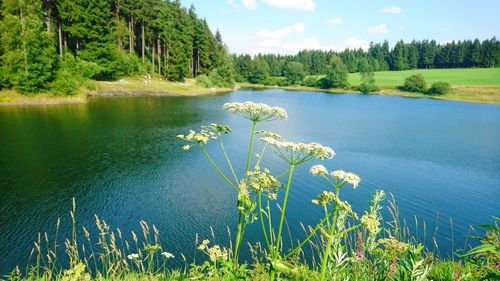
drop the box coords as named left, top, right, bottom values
left=5, top=102, right=498, bottom=280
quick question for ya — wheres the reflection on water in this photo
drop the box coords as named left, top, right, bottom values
left=0, top=90, right=499, bottom=274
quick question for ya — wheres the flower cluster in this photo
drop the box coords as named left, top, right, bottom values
left=378, top=237, right=409, bottom=255
left=310, top=164, right=328, bottom=176
left=311, top=191, right=335, bottom=206
left=256, top=130, right=283, bottom=140
left=127, top=253, right=139, bottom=260
left=331, top=170, right=361, bottom=189
left=223, top=102, right=288, bottom=122
left=242, top=166, right=283, bottom=200
left=161, top=252, right=175, bottom=259
left=177, top=123, right=231, bottom=150
left=312, top=191, right=358, bottom=219
left=361, top=213, right=380, bottom=235
left=198, top=239, right=228, bottom=262
left=261, top=137, right=335, bottom=165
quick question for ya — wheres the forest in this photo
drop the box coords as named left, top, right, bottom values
left=233, top=38, right=500, bottom=86
left=0, top=0, right=232, bottom=94
left=0, top=0, right=499, bottom=95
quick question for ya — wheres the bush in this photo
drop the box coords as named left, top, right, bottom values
left=357, top=83, right=381, bottom=94
left=196, top=75, right=212, bottom=88
left=49, top=54, right=87, bottom=95
left=263, top=76, right=288, bottom=86
left=427, top=81, right=452, bottom=95
left=403, top=74, right=426, bottom=92
left=302, top=76, right=321, bottom=87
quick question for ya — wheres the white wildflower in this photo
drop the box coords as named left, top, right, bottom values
left=223, top=101, right=288, bottom=122
left=127, top=253, right=139, bottom=260
left=331, top=170, right=360, bottom=188
left=177, top=123, right=231, bottom=149
left=161, top=252, right=175, bottom=259
left=310, top=164, right=328, bottom=176
left=242, top=167, right=282, bottom=195
left=257, top=130, right=283, bottom=140
left=361, top=213, right=380, bottom=235
left=260, top=137, right=335, bottom=165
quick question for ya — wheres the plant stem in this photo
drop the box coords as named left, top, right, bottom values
left=284, top=210, right=335, bottom=259
left=201, top=145, right=238, bottom=192
left=245, top=122, right=257, bottom=173
left=234, top=199, right=244, bottom=264
left=258, top=191, right=271, bottom=252
left=275, top=164, right=296, bottom=255
left=320, top=187, right=341, bottom=281
left=219, top=139, right=239, bottom=184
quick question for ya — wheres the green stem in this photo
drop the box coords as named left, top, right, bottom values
left=284, top=210, right=335, bottom=259
left=320, top=187, right=341, bottom=281
left=255, top=143, right=268, bottom=168
left=275, top=164, right=295, bottom=256
left=245, top=122, right=257, bottom=173
left=234, top=200, right=244, bottom=264
left=219, top=139, right=239, bottom=184
left=258, top=191, right=271, bottom=252
left=201, top=145, right=238, bottom=192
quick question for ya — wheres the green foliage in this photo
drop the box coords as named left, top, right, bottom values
left=302, top=76, right=321, bottom=87
left=247, top=58, right=270, bottom=84
left=403, top=74, right=427, bottom=92
left=0, top=0, right=58, bottom=93
left=322, top=55, right=349, bottom=89
left=427, top=81, right=452, bottom=95
left=50, top=55, right=85, bottom=95
left=208, top=57, right=235, bottom=88
left=283, top=61, right=305, bottom=85
left=357, top=61, right=380, bottom=93
left=195, top=74, right=212, bottom=88
left=263, top=76, right=288, bottom=86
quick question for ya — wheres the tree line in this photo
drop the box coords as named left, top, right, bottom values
left=0, top=0, right=232, bottom=94
left=233, top=38, right=500, bottom=85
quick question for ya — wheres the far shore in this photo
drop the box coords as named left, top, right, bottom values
left=1, top=76, right=499, bottom=106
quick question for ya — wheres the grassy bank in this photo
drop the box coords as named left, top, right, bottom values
left=247, top=68, right=500, bottom=104
left=0, top=76, right=232, bottom=106
left=2, top=69, right=500, bottom=105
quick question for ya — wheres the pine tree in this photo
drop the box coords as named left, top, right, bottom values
left=0, top=0, right=57, bottom=93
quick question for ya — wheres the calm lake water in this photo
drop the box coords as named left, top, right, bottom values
left=0, top=90, right=499, bottom=274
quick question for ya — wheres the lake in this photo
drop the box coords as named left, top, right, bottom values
left=0, top=89, right=499, bottom=274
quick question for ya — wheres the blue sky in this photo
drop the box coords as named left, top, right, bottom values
left=180, top=0, right=500, bottom=55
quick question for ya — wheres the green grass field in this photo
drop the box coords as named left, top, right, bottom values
left=348, top=68, right=500, bottom=86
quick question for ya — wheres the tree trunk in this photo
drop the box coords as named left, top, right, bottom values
left=141, top=21, right=145, bottom=64
left=58, top=24, right=63, bottom=57
left=157, top=38, right=161, bottom=75
left=152, top=43, right=155, bottom=74
left=20, top=6, right=28, bottom=73
left=128, top=20, right=133, bottom=54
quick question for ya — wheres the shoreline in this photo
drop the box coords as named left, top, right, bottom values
left=1, top=82, right=499, bottom=106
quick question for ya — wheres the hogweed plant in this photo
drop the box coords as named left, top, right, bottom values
left=177, top=101, right=390, bottom=280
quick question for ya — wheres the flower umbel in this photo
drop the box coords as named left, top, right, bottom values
left=310, top=164, right=328, bottom=176
left=361, top=213, right=380, bottom=235
left=261, top=137, right=335, bottom=165
left=242, top=166, right=283, bottom=200
left=161, top=252, right=175, bottom=259
left=223, top=101, right=288, bottom=122
left=330, top=170, right=361, bottom=189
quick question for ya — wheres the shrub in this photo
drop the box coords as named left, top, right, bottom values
left=403, top=74, right=426, bottom=92
left=357, top=83, right=381, bottom=94
left=322, top=55, right=349, bottom=89
left=302, top=76, right=321, bottom=87
left=263, top=76, right=287, bottom=86
left=196, top=74, right=212, bottom=88
left=427, top=81, right=452, bottom=95
left=50, top=54, right=87, bottom=95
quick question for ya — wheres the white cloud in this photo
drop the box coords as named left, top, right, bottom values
left=343, top=37, right=369, bottom=50
left=257, top=22, right=305, bottom=39
left=262, top=0, right=315, bottom=11
left=260, top=39, right=280, bottom=48
left=368, top=24, right=388, bottom=34
left=381, top=6, right=401, bottom=14
left=242, top=0, right=257, bottom=10
left=282, top=38, right=333, bottom=52
left=226, top=0, right=240, bottom=10
left=326, top=17, right=343, bottom=25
